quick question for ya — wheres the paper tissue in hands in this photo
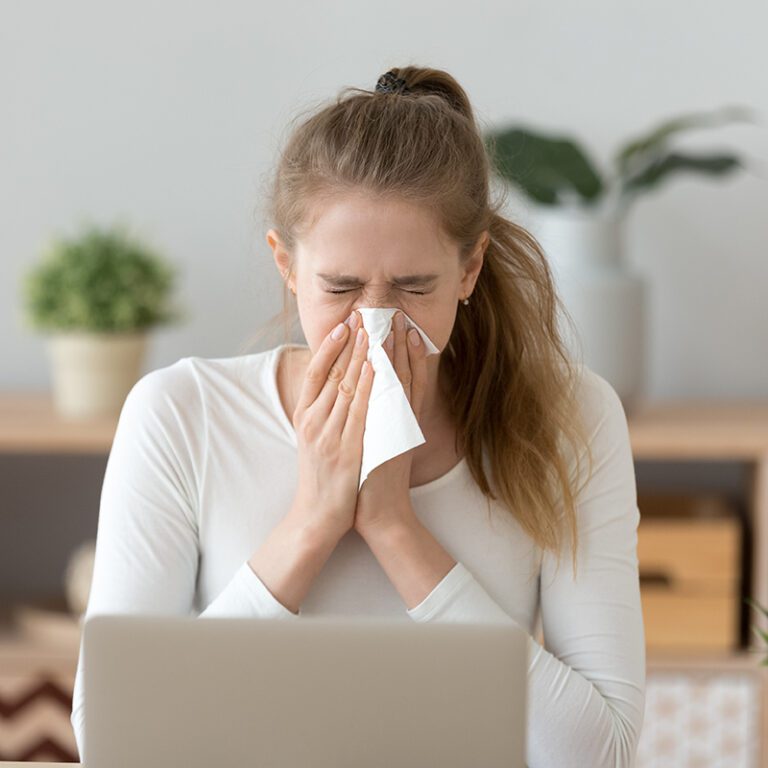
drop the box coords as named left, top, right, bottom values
left=353, top=307, right=440, bottom=490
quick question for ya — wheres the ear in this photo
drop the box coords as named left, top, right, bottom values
left=458, top=230, right=489, bottom=297
left=267, top=229, right=296, bottom=294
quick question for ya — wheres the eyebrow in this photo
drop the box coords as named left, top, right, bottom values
left=317, top=272, right=440, bottom=287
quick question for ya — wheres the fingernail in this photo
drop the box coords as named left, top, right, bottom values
left=331, top=322, right=345, bottom=340
left=349, top=312, right=360, bottom=329
left=395, top=312, right=405, bottom=330
left=356, top=328, right=365, bottom=345
left=385, top=330, right=394, bottom=350
left=408, top=329, right=421, bottom=346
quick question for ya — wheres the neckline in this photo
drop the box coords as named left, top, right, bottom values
left=268, top=343, right=467, bottom=496
left=269, top=343, right=306, bottom=448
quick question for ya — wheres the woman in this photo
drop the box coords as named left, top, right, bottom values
left=71, top=66, right=645, bottom=766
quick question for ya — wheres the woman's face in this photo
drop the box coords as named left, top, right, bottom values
left=268, top=195, right=486, bottom=357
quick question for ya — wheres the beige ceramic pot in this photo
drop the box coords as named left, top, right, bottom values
left=523, top=202, right=647, bottom=415
left=47, top=330, right=147, bottom=418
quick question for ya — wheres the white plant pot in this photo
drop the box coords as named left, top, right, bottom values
left=47, top=330, right=148, bottom=419
left=525, top=202, right=647, bottom=414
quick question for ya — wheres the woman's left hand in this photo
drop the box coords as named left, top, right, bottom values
left=353, top=311, right=428, bottom=537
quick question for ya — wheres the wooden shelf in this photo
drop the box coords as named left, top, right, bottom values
left=3, top=391, right=768, bottom=457
left=3, top=391, right=768, bottom=454
left=0, top=391, right=118, bottom=454
left=627, top=398, right=768, bottom=460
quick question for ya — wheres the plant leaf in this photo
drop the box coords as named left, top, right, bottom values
left=745, top=596, right=768, bottom=620
left=484, top=126, right=604, bottom=206
left=620, top=151, right=742, bottom=196
left=744, top=597, right=768, bottom=618
left=613, top=105, right=757, bottom=177
left=21, top=222, right=181, bottom=333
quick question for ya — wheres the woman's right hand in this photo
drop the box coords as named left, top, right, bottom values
left=288, top=310, right=375, bottom=543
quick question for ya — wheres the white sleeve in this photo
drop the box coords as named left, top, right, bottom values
left=69, top=360, right=299, bottom=763
left=406, top=371, right=646, bottom=768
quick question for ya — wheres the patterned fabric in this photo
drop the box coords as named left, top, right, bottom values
left=0, top=673, right=78, bottom=762
left=637, top=670, right=762, bottom=767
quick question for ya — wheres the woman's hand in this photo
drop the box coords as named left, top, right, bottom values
left=353, top=311, right=428, bottom=537
left=288, top=311, right=376, bottom=544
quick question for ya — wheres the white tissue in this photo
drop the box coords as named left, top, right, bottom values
left=351, top=307, right=440, bottom=490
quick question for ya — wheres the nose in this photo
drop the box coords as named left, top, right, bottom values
left=350, top=303, right=405, bottom=327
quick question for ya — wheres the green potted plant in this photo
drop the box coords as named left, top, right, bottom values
left=483, top=105, right=755, bottom=214
left=21, top=221, right=185, bottom=418
left=483, top=105, right=759, bottom=410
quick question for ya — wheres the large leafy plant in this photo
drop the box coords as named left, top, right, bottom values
left=484, top=105, right=759, bottom=214
left=23, top=222, right=185, bottom=333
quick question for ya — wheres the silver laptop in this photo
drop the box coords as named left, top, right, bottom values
left=83, top=614, right=527, bottom=767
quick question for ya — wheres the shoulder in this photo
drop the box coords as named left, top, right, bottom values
left=562, top=363, right=630, bottom=451
left=113, top=358, right=206, bottom=461
left=119, top=349, right=295, bottom=455
left=127, top=356, right=200, bottom=407
left=574, top=364, right=627, bottom=431
left=125, top=350, right=277, bottom=414
left=564, top=364, right=634, bottom=491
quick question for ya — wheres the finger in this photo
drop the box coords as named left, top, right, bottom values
left=325, top=323, right=371, bottom=435
left=312, top=315, right=366, bottom=419
left=384, top=329, right=394, bottom=363
left=296, top=312, right=358, bottom=415
left=407, top=327, right=428, bottom=417
left=295, top=320, right=348, bottom=415
left=341, top=343, right=376, bottom=446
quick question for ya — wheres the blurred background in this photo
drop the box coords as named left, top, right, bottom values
left=1, top=0, right=767, bottom=764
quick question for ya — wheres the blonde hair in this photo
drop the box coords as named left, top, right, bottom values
left=245, top=65, right=594, bottom=575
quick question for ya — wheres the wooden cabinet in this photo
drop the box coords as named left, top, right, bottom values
left=637, top=495, right=741, bottom=651
left=627, top=398, right=768, bottom=652
left=627, top=400, right=768, bottom=767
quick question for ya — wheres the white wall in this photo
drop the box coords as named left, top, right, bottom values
left=2, top=0, right=766, bottom=398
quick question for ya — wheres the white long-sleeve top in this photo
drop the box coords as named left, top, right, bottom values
left=70, top=343, right=646, bottom=766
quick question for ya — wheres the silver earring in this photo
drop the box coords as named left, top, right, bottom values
left=462, top=297, right=470, bottom=305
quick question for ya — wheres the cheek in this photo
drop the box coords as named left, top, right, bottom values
left=413, top=305, right=457, bottom=353
left=297, top=298, right=353, bottom=351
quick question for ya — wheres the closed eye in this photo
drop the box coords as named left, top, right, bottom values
left=326, top=289, right=426, bottom=295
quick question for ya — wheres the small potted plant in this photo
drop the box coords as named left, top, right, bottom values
left=22, top=221, right=185, bottom=419
left=483, top=105, right=758, bottom=409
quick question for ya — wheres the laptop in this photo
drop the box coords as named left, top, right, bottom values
left=83, top=614, right=528, bottom=767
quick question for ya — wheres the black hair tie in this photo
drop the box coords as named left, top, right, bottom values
left=375, top=70, right=410, bottom=95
